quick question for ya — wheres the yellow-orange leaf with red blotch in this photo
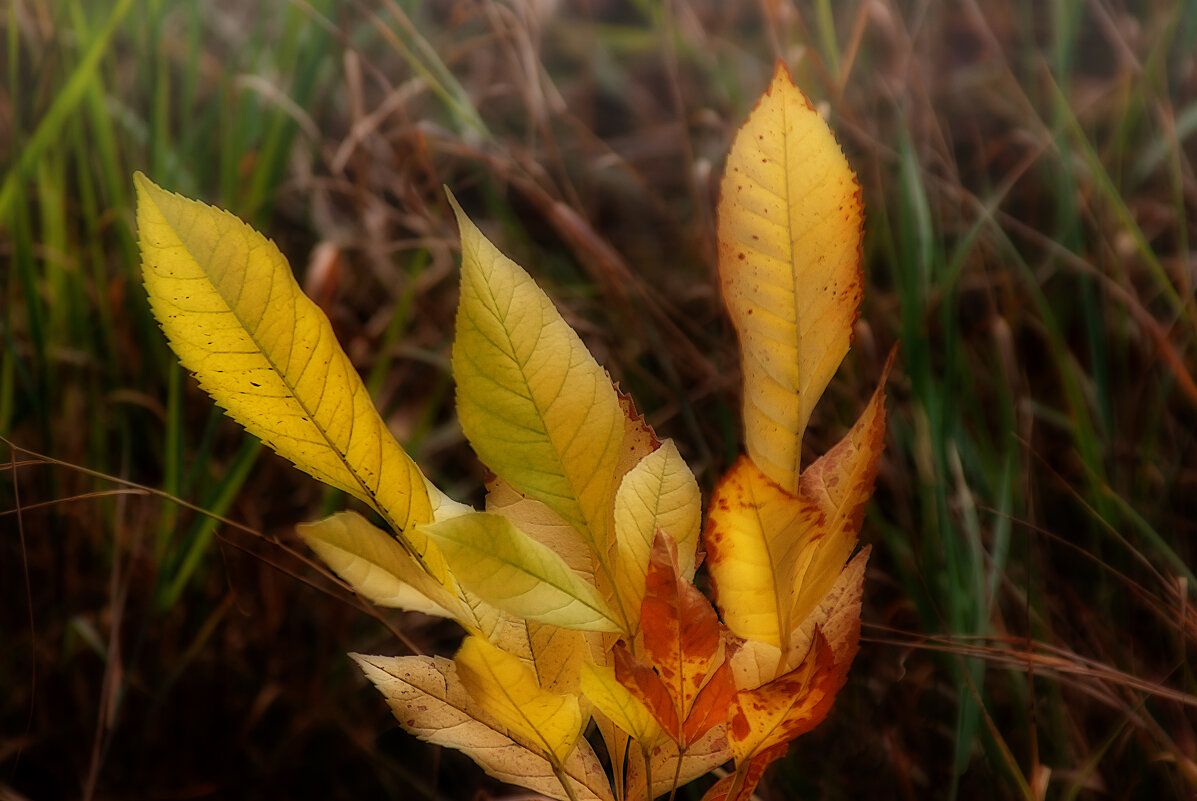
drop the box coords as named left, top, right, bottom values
left=718, top=61, right=864, bottom=494
left=704, top=353, right=891, bottom=654
left=698, top=742, right=788, bottom=801
left=728, top=629, right=842, bottom=763
left=787, top=350, right=893, bottom=629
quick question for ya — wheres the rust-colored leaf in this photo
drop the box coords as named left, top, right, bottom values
left=698, top=742, right=788, bottom=801
left=641, top=531, right=721, bottom=714
left=728, top=629, right=843, bottom=763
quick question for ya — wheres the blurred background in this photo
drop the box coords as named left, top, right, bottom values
left=3, top=1, right=1196, bottom=799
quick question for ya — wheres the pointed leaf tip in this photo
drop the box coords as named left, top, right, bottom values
left=717, top=65, right=864, bottom=493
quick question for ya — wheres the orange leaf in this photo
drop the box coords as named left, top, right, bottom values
left=641, top=531, right=721, bottom=714
left=682, top=660, right=737, bottom=744
left=728, top=629, right=843, bottom=763
left=698, top=742, right=788, bottom=801
left=614, top=643, right=679, bottom=741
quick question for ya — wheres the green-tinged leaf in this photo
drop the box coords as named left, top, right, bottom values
left=354, top=654, right=614, bottom=801
left=135, top=174, right=444, bottom=575
left=449, top=193, right=624, bottom=560
left=580, top=662, right=665, bottom=747
left=420, top=511, right=622, bottom=633
left=297, top=511, right=468, bottom=621
left=455, top=635, right=583, bottom=766
left=613, top=438, right=702, bottom=619
left=717, top=63, right=864, bottom=492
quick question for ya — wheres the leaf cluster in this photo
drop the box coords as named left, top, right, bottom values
left=135, top=63, right=889, bottom=801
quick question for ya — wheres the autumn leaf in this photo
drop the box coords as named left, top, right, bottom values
left=717, top=62, right=865, bottom=493
left=454, top=634, right=583, bottom=766
left=704, top=354, right=889, bottom=659
left=728, top=629, right=843, bottom=763
left=580, top=662, right=666, bottom=747
left=612, top=439, right=702, bottom=624
left=135, top=174, right=450, bottom=575
left=697, top=743, right=789, bottom=801
left=449, top=194, right=625, bottom=580
left=616, top=532, right=736, bottom=750
left=355, top=653, right=613, bottom=801
left=419, top=511, right=623, bottom=633
left=296, top=511, right=469, bottom=621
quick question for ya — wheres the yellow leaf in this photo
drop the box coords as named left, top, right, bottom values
left=580, top=662, right=664, bottom=746
left=612, top=439, right=702, bottom=620
left=355, top=653, right=614, bottom=801
left=705, top=361, right=887, bottom=655
left=528, top=621, right=590, bottom=696
left=455, top=634, right=583, bottom=766
left=717, top=63, right=864, bottom=493
left=486, top=476, right=597, bottom=579
left=420, top=511, right=622, bottom=633
left=297, top=512, right=468, bottom=621
left=135, top=174, right=445, bottom=575
left=449, top=193, right=624, bottom=564
left=704, top=457, right=804, bottom=647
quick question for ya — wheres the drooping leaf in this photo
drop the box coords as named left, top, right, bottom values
left=449, top=194, right=625, bottom=570
left=487, top=476, right=595, bottom=577
left=135, top=174, right=445, bottom=575
left=717, top=62, right=864, bottom=493
left=728, top=629, right=842, bottom=764
left=580, top=662, right=665, bottom=747
left=297, top=511, right=468, bottom=621
left=455, top=635, right=583, bottom=766
left=613, top=438, right=702, bottom=620
left=420, top=512, right=622, bottom=633
left=354, top=653, right=614, bottom=801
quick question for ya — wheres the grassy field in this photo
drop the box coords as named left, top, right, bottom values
left=3, top=1, right=1196, bottom=799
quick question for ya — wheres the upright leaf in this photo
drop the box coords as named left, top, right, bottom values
left=705, top=358, right=888, bottom=655
left=717, top=63, right=864, bottom=492
left=450, top=195, right=625, bottom=569
left=135, top=174, right=442, bottom=572
left=617, top=532, right=736, bottom=751
left=612, top=438, right=702, bottom=622
left=355, top=654, right=614, bottom=801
